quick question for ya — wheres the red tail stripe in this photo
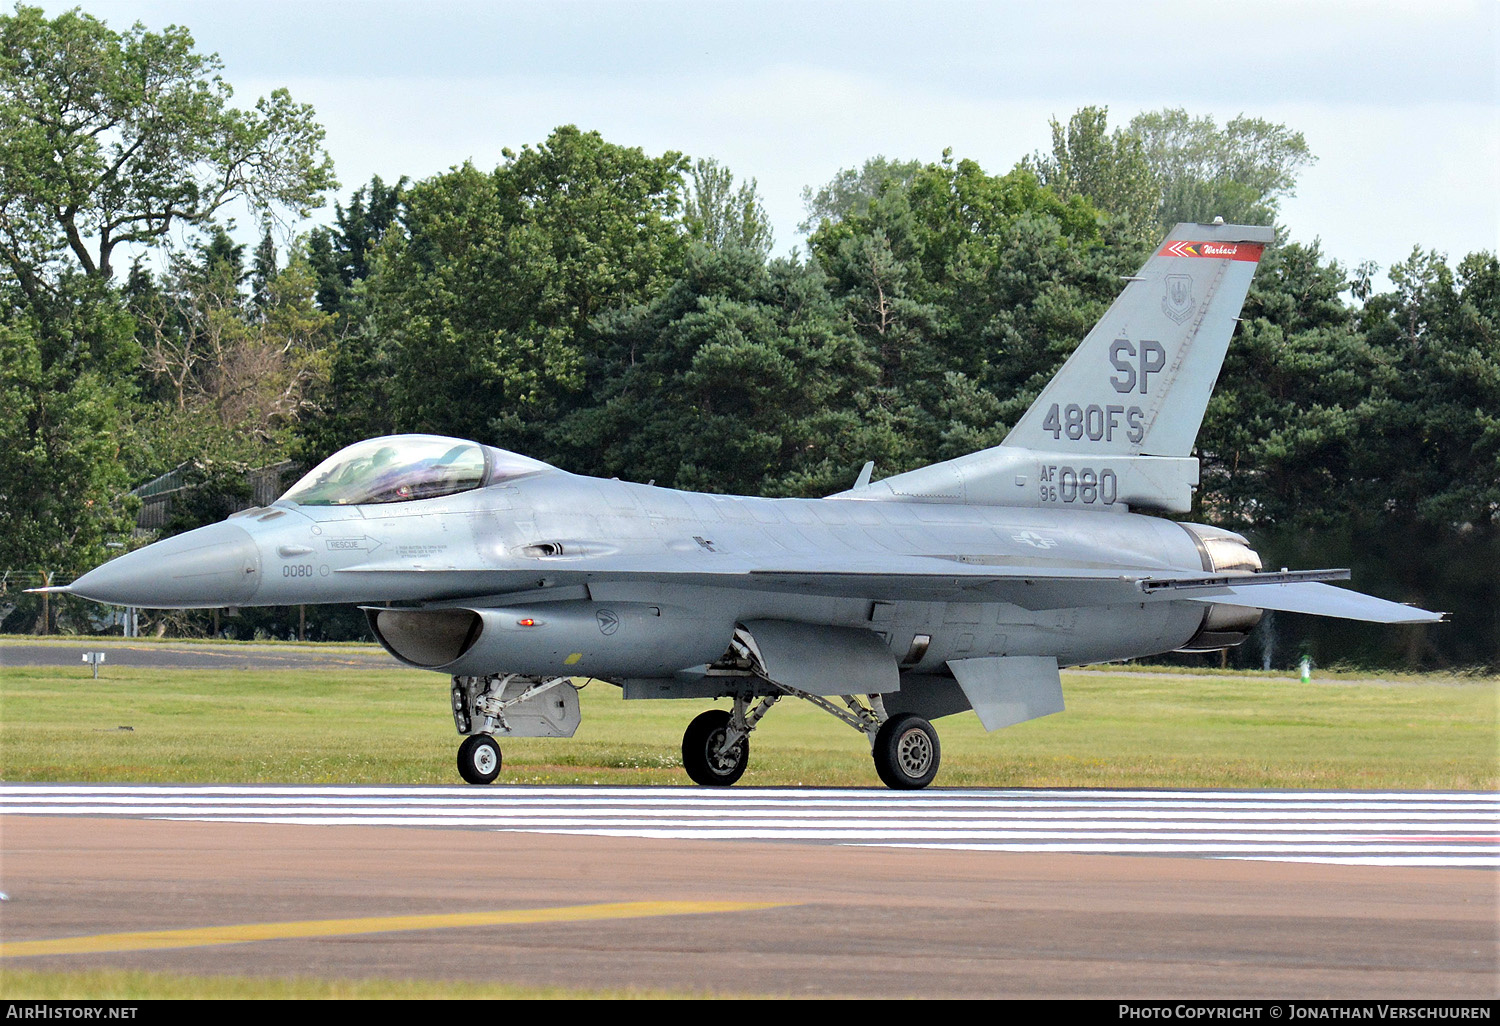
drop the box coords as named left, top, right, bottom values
left=1158, top=241, right=1265, bottom=262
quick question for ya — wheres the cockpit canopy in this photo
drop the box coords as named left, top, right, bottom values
left=279, top=434, right=553, bottom=506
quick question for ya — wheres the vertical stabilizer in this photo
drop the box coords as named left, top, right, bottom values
left=1002, top=222, right=1274, bottom=457
left=832, top=223, right=1274, bottom=512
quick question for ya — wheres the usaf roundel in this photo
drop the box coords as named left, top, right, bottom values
left=596, top=608, right=620, bottom=635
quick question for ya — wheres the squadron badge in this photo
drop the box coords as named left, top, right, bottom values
left=1162, top=274, right=1196, bottom=323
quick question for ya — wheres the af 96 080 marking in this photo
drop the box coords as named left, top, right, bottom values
left=1038, top=465, right=1118, bottom=505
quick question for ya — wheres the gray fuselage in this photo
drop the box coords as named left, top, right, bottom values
left=96, top=467, right=1219, bottom=685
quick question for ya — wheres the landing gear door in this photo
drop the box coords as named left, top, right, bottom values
left=452, top=675, right=581, bottom=737
left=738, top=619, right=900, bottom=695
left=947, top=656, right=1064, bottom=731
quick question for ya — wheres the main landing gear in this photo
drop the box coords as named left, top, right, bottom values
left=678, top=689, right=942, bottom=790
left=681, top=709, right=748, bottom=786
left=871, top=713, right=941, bottom=790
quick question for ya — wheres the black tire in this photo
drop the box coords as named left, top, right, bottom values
left=681, top=709, right=749, bottom=787
left=872, top=713, right=940, bottom=790
left=457, top=734, right=502, bottom=785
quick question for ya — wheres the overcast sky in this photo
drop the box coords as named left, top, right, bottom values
left=44, top=0, right=1500, bottom=286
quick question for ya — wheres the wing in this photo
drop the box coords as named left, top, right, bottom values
left=336, top=554, right=1441, bottom=623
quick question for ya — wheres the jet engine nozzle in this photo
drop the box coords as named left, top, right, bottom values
left=1176, top=522, right=1264, bottom=651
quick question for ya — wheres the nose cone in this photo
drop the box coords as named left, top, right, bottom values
left=71, top=522, right=262, bottom=608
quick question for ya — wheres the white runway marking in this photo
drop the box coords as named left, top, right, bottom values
left=2, top=784, right=1494, bottom=868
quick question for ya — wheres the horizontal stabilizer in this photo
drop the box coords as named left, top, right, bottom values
left=1176, top=581, right=1443, bottom=624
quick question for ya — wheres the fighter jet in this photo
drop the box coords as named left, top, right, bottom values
left=45, top=221, right=1442, bottom=789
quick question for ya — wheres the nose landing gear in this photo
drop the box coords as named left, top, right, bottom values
left=450, top=673, right=582, bottom=785
left=457, top=734, right=501, bottom=784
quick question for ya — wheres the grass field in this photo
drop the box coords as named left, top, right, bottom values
left=1, top=662, right=1494, bottom=789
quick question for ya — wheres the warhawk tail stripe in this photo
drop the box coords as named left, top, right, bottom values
left=1159, top=240, right=1265, bottom=261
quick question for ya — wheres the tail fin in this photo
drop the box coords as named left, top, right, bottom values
left=1003, top=221, right=1274, bottom=457
left=835, top=222, right=1274, bottom=512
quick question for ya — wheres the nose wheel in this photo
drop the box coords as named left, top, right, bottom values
left=457, top=734, right=502, bottom=785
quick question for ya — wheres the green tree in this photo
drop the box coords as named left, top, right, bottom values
left=1022, top=107, right=1314, bottom=234
left=808, top=150, right=1118, bottom=467
left=1238, top=248, right=1498, bottom=670
left=0, top=275, right=139, bottom=620
left=305, top=127, right=687, bottom=455
left=250, top=224, right=277, bottom=314
left=128, top=228, right=332, bottom=483
left=1128, top=108, right=1314, bottom=230
left=0, top=4, right=337, bottom=621
left=1185, top=241, right=1497, bottom=669
left=0, top=3, right=336, bottom=290
left=682, top=158, right=773, bottom=256
left=1195, top=241, right=1371, bottom=531
left=556, top=244, right=883, bottom=496
left=306, top=174, right=406, bottom=315
left=1022, top=107, right=1159, bottom=238
left=1356, top=248, right=1500, bottom=529
left=799, top=155, right=922, bottom=235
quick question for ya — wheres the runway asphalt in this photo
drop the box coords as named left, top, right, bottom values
left=2, top=785, right=1496, bottom=999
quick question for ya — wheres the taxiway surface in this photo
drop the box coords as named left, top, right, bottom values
left=2, top=787, right=1495, bottom=999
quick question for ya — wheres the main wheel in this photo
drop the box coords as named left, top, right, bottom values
left=872, top=713, right=940, bottom=790
left=681, top=709, right=749, bottom=787
left=457, top=733, right=502, bottom=785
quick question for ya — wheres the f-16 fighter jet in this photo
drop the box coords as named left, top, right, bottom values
left=48, top=221, right=1441, bottom=789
